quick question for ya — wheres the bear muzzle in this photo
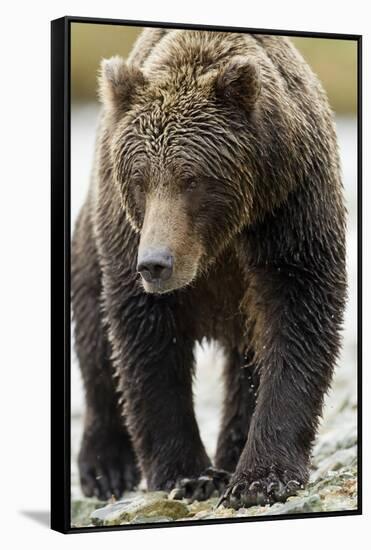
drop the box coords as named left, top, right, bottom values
left=137, top=247, right=174, bottom=287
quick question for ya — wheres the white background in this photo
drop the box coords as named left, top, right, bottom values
left=0, top=0, right=369, bottom=548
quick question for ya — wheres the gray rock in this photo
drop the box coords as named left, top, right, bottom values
left=311, top=447, right=357, bottom=482
left=190, top=504, right=237, bottom=520
left=312, top=424, right=357, bottom=464
left=71, top=499, right=102, bottom=527
left=263, top=494, right=323, bottom=515
left=90, top=492, right=189, bottom=526
left=132, top=516, right=173, bottom=524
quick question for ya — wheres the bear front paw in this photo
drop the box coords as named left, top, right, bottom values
left=218, top=471, right=303, bottom=509
left=78, top=427, right=140, bottom=501
left=169, top=467, right=231, bottom=502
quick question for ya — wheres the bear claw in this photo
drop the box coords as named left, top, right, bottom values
left=169, top=467, right=231, bottom=502
left=218, top=474, right=302, bottom=509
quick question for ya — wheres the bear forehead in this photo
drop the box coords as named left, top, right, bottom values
left=114, top=71, right=251, bottom=178
left=119, top=110, right=245, bottom=182
left=134, top=105, right=220, bottom=144
left=136, top=80, right=218, bottom=129
left=120, top=88, right=229, bottom=154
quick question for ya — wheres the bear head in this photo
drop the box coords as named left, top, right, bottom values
left=99, top=54, right=261, bottom=293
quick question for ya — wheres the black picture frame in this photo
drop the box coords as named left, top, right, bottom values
left=51, top=16, right=362, bottom=534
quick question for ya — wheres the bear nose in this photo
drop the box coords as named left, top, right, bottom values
left=137, top=248, right=174, bottom=283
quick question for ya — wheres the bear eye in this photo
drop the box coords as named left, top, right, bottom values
left=132, top=173, right=144, bottom=188
left=131, top=175, right=146, bottom=209
left=184, top=178, right=197, bottom=192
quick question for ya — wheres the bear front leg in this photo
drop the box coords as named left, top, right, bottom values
left=215, top=347, right=260, bottom=473
left=105, top=287, right=211, bottom=492
left=72, top=207, right=140, bottom=500
left=220, top=266, right=345, bottom=509
left=170, top=348, right=259, bottom=503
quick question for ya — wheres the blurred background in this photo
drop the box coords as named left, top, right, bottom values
left=70, top=23, right=358, bottom=515
left=71, top=24, right=357, bottom=111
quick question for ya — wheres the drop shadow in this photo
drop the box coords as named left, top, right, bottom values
left=20, top=510, right=50, bottom=528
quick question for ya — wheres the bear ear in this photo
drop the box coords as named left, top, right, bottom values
left=98, top=56, right=146, bottom=114
left=215, top=56, right=261, bottom=110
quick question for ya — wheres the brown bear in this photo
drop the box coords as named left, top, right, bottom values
left=71, top=28, right=346, bottom=509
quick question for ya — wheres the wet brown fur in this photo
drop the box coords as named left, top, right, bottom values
left=72, top=29, right=346, bottom=506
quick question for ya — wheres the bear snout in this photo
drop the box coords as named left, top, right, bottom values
left=137, top=247, right=174, bottom=285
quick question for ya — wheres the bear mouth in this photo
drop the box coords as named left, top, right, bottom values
left=139, top=273, right=195, bottom=294
left=141, top=278, right=174, bottom=294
